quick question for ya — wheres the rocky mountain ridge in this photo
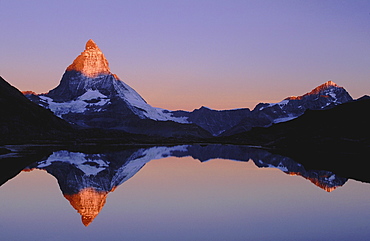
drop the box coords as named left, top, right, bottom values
left=222, top=80, right=353, bottom=136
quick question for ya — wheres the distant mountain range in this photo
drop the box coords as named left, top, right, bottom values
left=22, top=39, right=356, bottom=138
left=1, top=39, right=369, bottom=152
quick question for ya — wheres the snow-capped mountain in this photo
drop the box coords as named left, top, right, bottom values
left=255, top=80, right=352, bottom=122
left=26, top=40, right=208, bottom=137
left=25, top=39, right=353, bottom=137
left=42, top=39, right=184, bottom=122
left=222, top=80, right=353, bottom=136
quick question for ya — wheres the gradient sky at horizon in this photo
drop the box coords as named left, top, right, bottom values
left=1, top=0, right=369, bottom=110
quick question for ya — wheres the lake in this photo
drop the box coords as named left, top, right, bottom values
left=1, top=144, right=369, bottom=241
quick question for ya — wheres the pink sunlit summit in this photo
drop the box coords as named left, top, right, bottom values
left=66, top=39, right=111, bottom=78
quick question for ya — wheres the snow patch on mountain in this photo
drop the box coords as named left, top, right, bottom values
left=272, top=115, right=298, bottom=124
left=259, top=99, right=290, bottom=111
left=39, top=89, right=111, bottom=117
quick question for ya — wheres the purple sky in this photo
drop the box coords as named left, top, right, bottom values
left=1, top=0, right=369, bottom=110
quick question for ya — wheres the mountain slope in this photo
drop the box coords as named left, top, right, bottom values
left=0, top=76, right=74, bottom=143
left=221, top=98, right=370, bottom=149
left=222, top=81, right=353, bottom=136
left=0, top=76, right=152, bottom=144
left=36, top=39, right=186, bottom=122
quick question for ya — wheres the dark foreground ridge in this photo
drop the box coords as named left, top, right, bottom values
left=0, top=76, right=73, bottom=143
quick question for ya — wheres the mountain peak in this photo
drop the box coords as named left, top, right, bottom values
left=85, top=39, right=99, bottom=50
left=307, top=80, right=340, bottom=95
left=285, top=81, right=343, bottom=101
left=66, top=39, right=111, bottom=78
left=64, top=188, right=108, bottom=227
left=325, top=80, right=337, bottom=86
left=318, top=80, right=338, bottom=89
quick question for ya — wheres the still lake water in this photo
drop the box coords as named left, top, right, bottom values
left=1, top=144, right=369, bottom=241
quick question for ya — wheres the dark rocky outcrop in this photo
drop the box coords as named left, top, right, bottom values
left=0, top=76, right=73, bottom=144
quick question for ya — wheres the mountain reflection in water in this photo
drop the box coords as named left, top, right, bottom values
left=21, top=144, right=347, bottom=226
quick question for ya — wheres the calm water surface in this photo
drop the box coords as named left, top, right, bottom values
left=0, top=145, right=369, bottom=241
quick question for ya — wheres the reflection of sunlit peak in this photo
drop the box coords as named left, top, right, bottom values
left=64, top=188, right=109, bottom=226
left=308, top=178, right=338, bottom=193
left=286, top=172, right=338, bottom=192
left=21, top=90, right=37, bottom=95
left=22, top=168, right=46, bottom=173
